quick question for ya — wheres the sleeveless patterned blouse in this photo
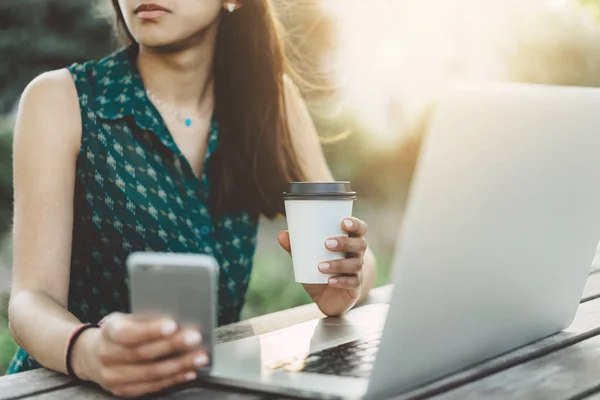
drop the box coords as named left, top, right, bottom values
left=7, top=45, right=259, bottom=374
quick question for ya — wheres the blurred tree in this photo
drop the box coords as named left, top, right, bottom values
left=0, top=0, right=113, bottom=113
left=0, top=0, right=335, bottom=112
left=0, top=0, right=337, bottom=231
left=0, top=118, right=13, bottom=235
left=0, top=0, right=361, bottom=371
left=273, top=0, right=336, bottom=98
left=582, top=0, right=600, bottom=21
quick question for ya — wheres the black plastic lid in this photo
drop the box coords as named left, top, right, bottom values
left=283, top=182, right=356, bottom=200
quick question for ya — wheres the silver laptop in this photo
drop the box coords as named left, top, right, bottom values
left=205, top=82, right=600, bottom=399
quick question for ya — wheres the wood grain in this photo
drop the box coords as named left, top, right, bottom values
left=0, top=369, right=72, bottom=400
left=396, top=297, right=600, bottom=400
left=429, top=327, right=600, bottom=400
left=590, top=252, right=600, bottom=274
left=216, top=285, right=392, bottom=343
left=25, top=384, right=113, bottom=400
left=0, top=286, right=391, bottom=399
left=2, top=273, right=597, bottom=400
left=24, top=384, right=269, bottom=400
left=573, top=385, right=600, bottom=400
left=153, top=385, right=269, bottom=400
left=582, top=272, right=600, bottom=302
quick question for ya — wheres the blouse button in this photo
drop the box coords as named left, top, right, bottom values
left=200, top=226, right=210, bottom=235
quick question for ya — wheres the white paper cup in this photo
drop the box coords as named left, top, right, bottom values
left=283, top=182, right=357, bottom=284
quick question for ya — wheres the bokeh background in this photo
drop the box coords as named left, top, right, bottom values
left=2, top=0, right=600, bottom=373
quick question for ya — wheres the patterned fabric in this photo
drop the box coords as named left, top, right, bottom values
left=7, top=45, right=259, bottom=374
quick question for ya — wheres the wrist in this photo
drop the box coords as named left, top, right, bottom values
left=70, top=327, right=100, bottom=381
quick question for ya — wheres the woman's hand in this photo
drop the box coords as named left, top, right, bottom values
left=71, top=313, right=208, bottom=398
left=278, top=217, right=369, bottom=316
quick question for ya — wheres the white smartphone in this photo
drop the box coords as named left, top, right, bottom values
left=127, top=252, right=218, bottom=373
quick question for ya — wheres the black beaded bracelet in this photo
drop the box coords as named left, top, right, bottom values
left=66, top=323, right=99, bottom=381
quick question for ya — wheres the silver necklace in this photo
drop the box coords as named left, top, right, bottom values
left=146, top=89, right=200, bottom=128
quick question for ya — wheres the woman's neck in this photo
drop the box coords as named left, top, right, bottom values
left=136, top=26, right=218, bottom=115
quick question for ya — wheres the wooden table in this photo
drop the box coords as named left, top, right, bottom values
left=3, top=267, right=600, bottom=400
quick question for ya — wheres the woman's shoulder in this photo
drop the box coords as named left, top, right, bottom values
left=14, top=48, right=132, bottom=158
left=25, top=68, right=74, bottom=91
left=15, top=68, right=82, bottom=160
left=21, top=69, right=79, bottom=119
left=21, top=48, right=127, bottom=109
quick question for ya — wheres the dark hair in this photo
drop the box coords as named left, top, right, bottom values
left=111, top=0, right=306, bottom=218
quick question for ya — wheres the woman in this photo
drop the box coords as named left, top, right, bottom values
left=7, top=0, right=376, bottom=397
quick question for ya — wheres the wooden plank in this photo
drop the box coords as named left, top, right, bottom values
left=361, top=284, right=393, bottom=306
left=216, top=303, right=323, bottom=345
left=575, top=385, right=600, bottom=400
left=0, top=369, right=72, bottom=400
left=217, top=285, right=392, bottom=343
left=24, top=384, right=268, bottom=400
left=582, top=271, right=600, bottom=302
left=3, top=274, right=593, bottom=399
left=428, top=329, right=600, bottom=400
left=0, top=287, right=391, bottom=399
left=396, top=297, right=600, bottom=399
left=26, top=384, right=113, bottom=400
left=590, top=250, right=600, bottom=274
left=154, top=385, right=268, bottom=400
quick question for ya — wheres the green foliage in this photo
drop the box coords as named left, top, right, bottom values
left=0, top=0, right=114, bottom=113
left=243, top=243, right=393, bottom=319
left=582, top=0, right=600, bottom=21
left=0, top=0, right=401, bottom=375
left=0, top=292, right=8, bottom=331
left=0, top=0, right=115, bottom=371
left=242, top=252, right=312, bottom=319
left=0, top=118, right=13, bottom=235
left=0, top=291, right=13, bottom=375
left=0, top=330, right=17, bottom=375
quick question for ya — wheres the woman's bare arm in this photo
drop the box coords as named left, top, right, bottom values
left=282, top=76, right=376, bottom=303
left=8, top=72, right=209, bottom=397
left=8, top=69, right=83, bottom=373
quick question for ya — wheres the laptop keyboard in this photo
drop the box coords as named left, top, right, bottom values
left=273, top=333, right=381, bottom=379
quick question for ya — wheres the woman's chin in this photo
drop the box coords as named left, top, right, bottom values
left=136, top=34, right=204, bottom=53
left=131, top=28, right=182, bottom=49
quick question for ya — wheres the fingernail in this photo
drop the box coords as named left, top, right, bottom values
left=184, top=331, right=202, bottom=346
left=319, top=262, right=330, bottom=271
left=161, top=321, right=178, bottom=336
left=194, top=354, right=209, bottom=368
left=325, top=239, right=337, bottom=249
left=344, top=219, right=353, bottom=228
left=184, top=372, right=197, bottom=381
left=329, top=278, right=338, bottom=285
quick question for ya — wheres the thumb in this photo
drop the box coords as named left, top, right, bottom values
left=103, top=313, right=177, bottom=346
left=277, top=231, right=292, bottom=255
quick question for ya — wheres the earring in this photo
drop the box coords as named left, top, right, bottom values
left=223, top=1, right=241, bottom=12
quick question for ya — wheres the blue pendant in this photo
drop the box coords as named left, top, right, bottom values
left=185, top=118, right=192, bottom=127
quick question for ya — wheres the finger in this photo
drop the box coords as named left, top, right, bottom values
left=318, top=258, right=362, bottom=276
left=133, top=329, right=203, bottom=361
left=342, top=217, right=368, bottom=238
left=102, top=313, right=178, bottom=347
left=112, top=370, right=197, bottom=398
left=325, top=237, right=368, bottom=254
left=277, top=230, right=292, bottom=254
left=328, top=275, right=362, bottom=290
left=98, top=334, right=139, bottom=365
left=103, top=349, right=209, bottom=385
